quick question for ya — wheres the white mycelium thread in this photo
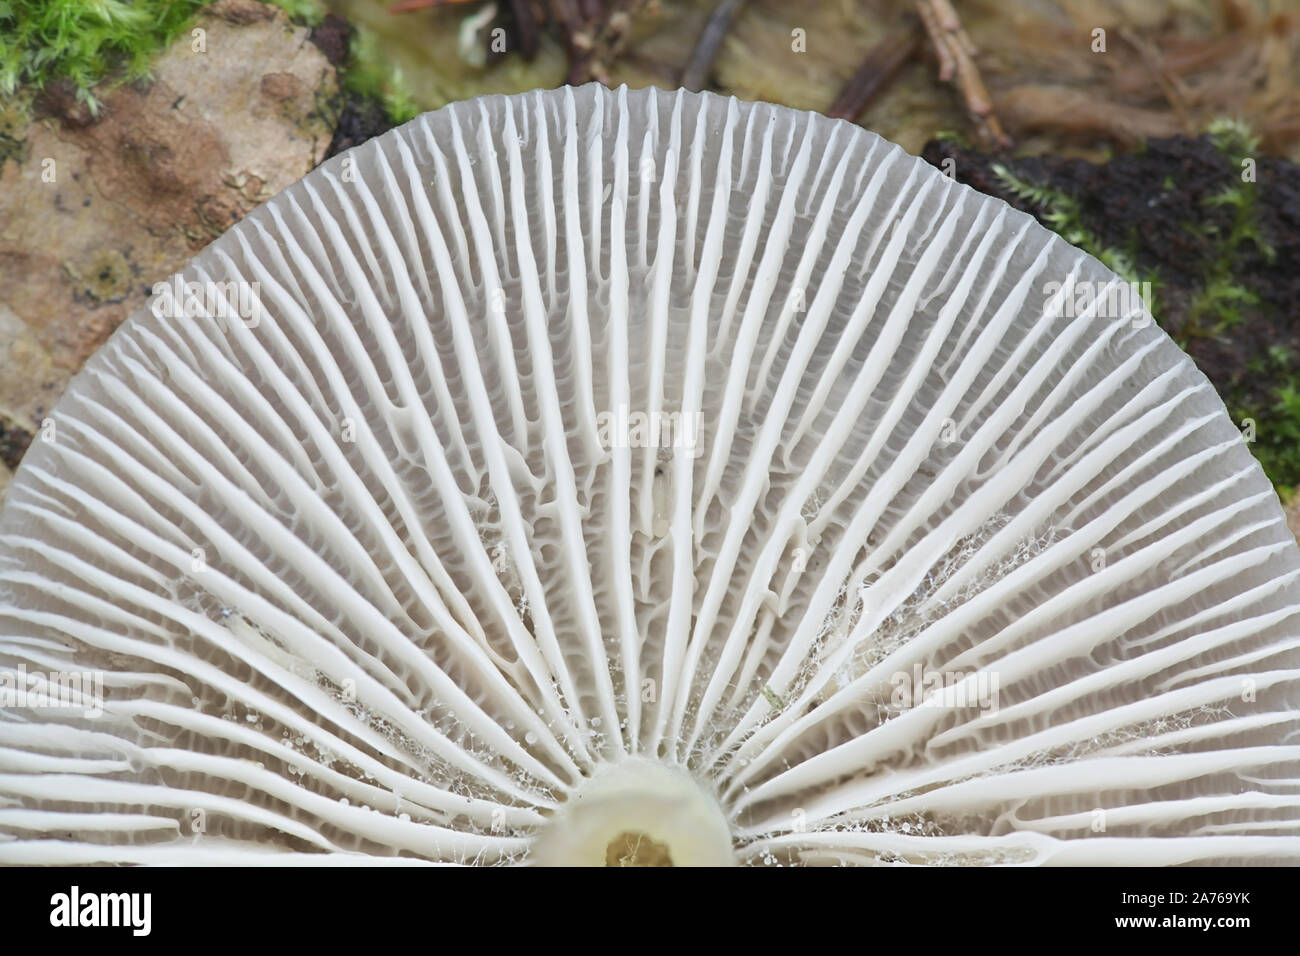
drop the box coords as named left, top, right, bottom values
left=2, top=85, right=1299, bottom=866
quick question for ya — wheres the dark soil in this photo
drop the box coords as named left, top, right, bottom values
left=326, top=91, right=395, bottom=160
left=0, top=416, right=34, bottom=473
left=923, top=134, right=1300, bottom=490
left=309, top=14, right=351, bottom=69
left=311, top=14, right=396, bottom=160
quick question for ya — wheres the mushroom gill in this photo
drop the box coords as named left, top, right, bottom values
left=1, top=84, right=1299, bottom=866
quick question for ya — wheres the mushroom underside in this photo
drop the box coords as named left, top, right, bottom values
left=1, top=84, right=1299, bottom=866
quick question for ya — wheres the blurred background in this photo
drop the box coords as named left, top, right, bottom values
left=1, top=0, right=1298, bottom=525
left=322, top=0, right=1300, bottom=160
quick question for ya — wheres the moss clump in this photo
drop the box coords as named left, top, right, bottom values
left=0, top=0, right=418, bottom=126
left=343, top=26, right=421, bottom=126
left=0, top=0, right=207, bottom=113
left=259, top=0, right=325, bottom=24
left=926, top=127, right=1300, bottom=498
left=0, top=101, right=27, bottom=169
left=1197, top=120, right=1298, bottom=501
left=1233, top=346, right=1300, bottom=504
left=990, top=162, right=1159, bottom=315
left=1182, top=118, right=1276, bottom=338
left=0, top=0, right=326, bottom=116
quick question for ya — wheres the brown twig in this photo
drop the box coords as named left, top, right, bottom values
left=680, top=0, right=748, bottom=92
left=510, top=0, right=541, bottom=59
left=827, top=24, right=921, bottom=122
left=916, top=0, right=1010, bottom=149
left=587, top=2, right=641, bottom=85
left=552, top=0, right=645, bottom=86
left=550, top=0, right=596, bottom=85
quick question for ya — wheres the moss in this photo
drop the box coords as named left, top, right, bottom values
left=0, top=0, right=418, bottom=127
left=1202, top=120, right=1275, bottom=262
left=1185, top=275, right=1258, bottom=336
left=1231, top=344, right=1300, bottom=504
left=1178, top=118, right=1274, bottom=339
left=1234, top=384, right=1300, bottom=505
left=993, top=164, right=1116, bottom=271
left=343, top=26, right=421, bottom=125
left=990, top=162, right=1159, bottom=315
left=0, top=0, right=207, bottom=113
left=263, top=0, right=325, bottom=25
left=0, top=0, right=326, bottom=116
left=984, top=136, right=1299, bottom=496
left=1205, top=116, right=1259, bottom=162
left=1193, top=120, right=1300, bottom=496
left=932, top=129, right=972, bottom=148
left=0, top=100, right=27, bottom=169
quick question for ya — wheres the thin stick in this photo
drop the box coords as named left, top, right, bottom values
left=511, top=0, right=540, bottom=59
left=680, top=0, right=748, bottom=92
left=827, top=25, right=921, bottom=122
left=916, top=0, right=1010, bottom=149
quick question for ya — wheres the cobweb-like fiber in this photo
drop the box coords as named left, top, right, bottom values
left=2, top=85, right=1299, bottom=866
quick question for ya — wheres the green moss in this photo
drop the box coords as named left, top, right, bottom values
left=0, top=0, right=416, bottom=126
left=991, top=162, right=1159, bottom=314
left=994, top=164, right=1116, bottom=272
left=1186, top=275, right=1258, bottom=335
left=1209, top=124, right=1298, bottom=496
left=0, top=101, right=27, bottom=169
left=1230, top=344, right=1300, bottom=503
left=1205, top=116, right=1259, bottom=159
left=1194, top=119, right=1274, bottom=330
left=263, top=0, right=325, bottom=25
left=343, top=26, right=420, bottom=125
left=993, top=144, right=1297, bottom=497
left=0, top=0, right=326, bottom=115
left=1203, top=122, right=1273, bottom=255
left=932, top=129, right=971, bottom=148
left=1235, top=385, right=1300, bottom=505
left=0, top=0, right=205, bottom=112
left=1185, top=123, right=1295, bottom=491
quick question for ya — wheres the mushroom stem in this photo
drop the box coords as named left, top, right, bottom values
left=528, top=759, right=735, bottom=866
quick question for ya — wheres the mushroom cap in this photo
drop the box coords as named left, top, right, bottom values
left=2, top=84, right=1299, bottom=866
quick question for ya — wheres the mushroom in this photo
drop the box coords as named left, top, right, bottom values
left=2, top=84, right=1299, bottom=866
